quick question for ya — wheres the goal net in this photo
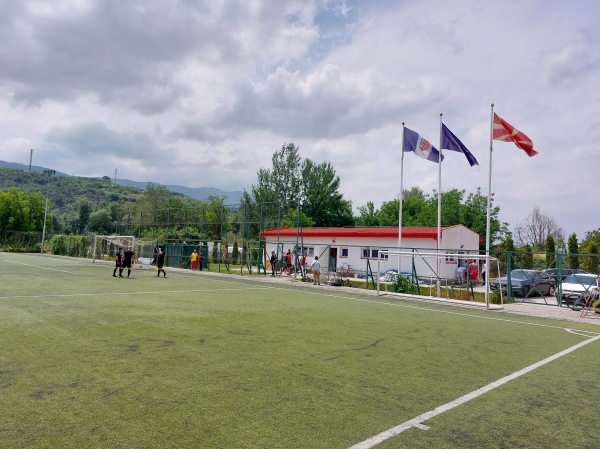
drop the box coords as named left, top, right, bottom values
left=92, top=236, right=158, bottom=270
left=376, top=250, right=500, bottom=305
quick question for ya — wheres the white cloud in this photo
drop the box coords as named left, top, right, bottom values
left=0, top=0, right=599, bottom=239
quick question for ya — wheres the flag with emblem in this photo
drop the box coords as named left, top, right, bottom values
left=403, top=126, right=443, bottom=163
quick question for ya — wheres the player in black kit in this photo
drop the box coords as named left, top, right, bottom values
left=123, top=246, right=135, bottom=278
left=156, top=248, right=166, bottom=277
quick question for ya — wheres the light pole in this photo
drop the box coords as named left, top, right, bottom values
left=40, top=169, right=56, bottom=254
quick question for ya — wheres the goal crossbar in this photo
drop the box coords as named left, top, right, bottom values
left=92, top=235, right=135, bottom=264
left=377, top=250, right=501, bottom=306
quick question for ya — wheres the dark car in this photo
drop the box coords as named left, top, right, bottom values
left=541, top=268, right=587, bottom=283
left=490, top=269, right=557, bottom=297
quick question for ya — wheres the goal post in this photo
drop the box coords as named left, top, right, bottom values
left=376, top=250, right=501, bottom=308
left=92, top=235, right=158, bottom=270
left=92, top=235, right=135, bottom=263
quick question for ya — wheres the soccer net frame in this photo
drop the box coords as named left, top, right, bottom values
left=92, top=235, right=158, bottom=270
left=376, top=250, right=501, bottom=308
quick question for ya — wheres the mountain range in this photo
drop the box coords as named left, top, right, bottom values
left=0, top=160, right=244, bottom=204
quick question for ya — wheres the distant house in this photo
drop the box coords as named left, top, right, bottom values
left=260, top=225, right=480, bottom=280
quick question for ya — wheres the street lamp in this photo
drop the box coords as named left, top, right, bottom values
left=40, top=169, right=56, bottom=254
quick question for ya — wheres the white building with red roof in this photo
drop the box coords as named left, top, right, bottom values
left=261, top=225, right=480, bottom=281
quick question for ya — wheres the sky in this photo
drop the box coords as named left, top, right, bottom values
left=1, top=0, right=599, bottom=241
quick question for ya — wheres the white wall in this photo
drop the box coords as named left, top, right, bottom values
left=264, top=226, right=479, bottom=281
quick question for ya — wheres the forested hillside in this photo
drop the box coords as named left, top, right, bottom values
left=0, top=167, right=147, bottom=210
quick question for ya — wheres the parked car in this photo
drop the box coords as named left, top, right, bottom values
left=490, top=269, right=557, bottom=297
left=556, top=273, right=599, bottom=304
left=541, top=268, right=587, bottom=283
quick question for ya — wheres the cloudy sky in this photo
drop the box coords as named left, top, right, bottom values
left=1, top=0, right=599, bottom=240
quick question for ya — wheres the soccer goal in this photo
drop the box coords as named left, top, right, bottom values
left=92, top=235, right=135, bottom=263
left=92, top=235, right=158, bottom=270
left=376, top=250, right=501, bottom=307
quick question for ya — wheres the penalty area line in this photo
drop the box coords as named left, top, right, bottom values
left=348, top=333, right=600, bottom=449
left=4, top=260, right=79, bottom=275
left=0, top=286, right=272, bottom=300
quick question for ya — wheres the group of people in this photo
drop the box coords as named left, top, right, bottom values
left=269, top=250, right=321, bottom=285
left=190, top=249, right=204, bottom=271
left=456, top=260, right=487, bottom=285
left=113, top=246, right=136, bottom=278
left=113, top=246, right=166, bottom=278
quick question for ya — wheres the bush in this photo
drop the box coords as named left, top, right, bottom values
left=392, top=275, right=418, bottom=294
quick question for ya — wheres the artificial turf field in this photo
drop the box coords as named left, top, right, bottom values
left=1, top=253, right=599, bottom=449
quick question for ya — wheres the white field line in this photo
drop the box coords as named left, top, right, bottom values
left=348, top=333, right=600, bottom=449
left=0, top=287, right=271, bottom=300
left=5, top=260, right=79, bottom=275
left=4, top=255, right=599, bottom=337
left=284, top=288, right=600, bottom=336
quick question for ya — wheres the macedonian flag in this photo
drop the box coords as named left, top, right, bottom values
left=493, top=113, right=538, bottom=157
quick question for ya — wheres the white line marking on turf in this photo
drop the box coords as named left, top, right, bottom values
left=273, top=287, right=600, bottom=335
left=6, top=260, right=79, bottom=275
left=348, top=333, right=600, bottom=449
left=0, top=286, right=272, bottom=300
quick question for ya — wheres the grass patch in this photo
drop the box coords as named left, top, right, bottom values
left=1, top=253, right=599, bottom=448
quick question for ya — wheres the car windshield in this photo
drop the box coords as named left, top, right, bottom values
left=564, top=274, right=597, bottom=285
left=510, top=270, right=533, bottom=280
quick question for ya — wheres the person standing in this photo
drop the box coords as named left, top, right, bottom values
left=469, top=259, right=478, bottom=285
left=113, top=247, right=123, bottom=277
left=285, top=249, right=292, bottom=275
left=270, top=251, right=278, bottom=276
left=311, top=256, right=321, bottom=285
left=191, top=250, right=198, bottom=270
left=300, top=253, right=307, bottom=276
left=481, top=261, right=487, bottom=283
left=123, top=246, right=135, bottom=278
left=198, top=250, right=204, bottom=271
left=156, top=248, right=166, bottom=277
left=456, top=264, right=466, bottom=285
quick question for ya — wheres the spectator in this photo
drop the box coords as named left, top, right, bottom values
left=311, top=256, right=321, bottom=285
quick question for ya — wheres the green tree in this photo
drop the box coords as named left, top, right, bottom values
left=545, top=234, right=556, bottom=265
left=584, top=241, right=599, bottom=274
left=89, top=208, right=115, bottom=234
left=249, top=142, right=352, bottom=228
left=521, top=244, right=534, bottom=269
left=252, top=143, right=301, bottom=213
left=281, top=208, right=315, bottom=228
left=300, top=159, right=354, bottom=227
left=204, top=196, right=226, bottom=240
left=580, top=229, right=600, bottom=254
left=567, top=233, right=579, bottom=269
left=76, top=199, right=92, bottom=234
left=0, top=188, right=46, bottom=232
left=356, top=201, right=379, bottom=227
left=232, top=241, right=239, bottom=264
left=211, top=242, right=219, bottom=263
left=504, top=233, right=515, bottom=253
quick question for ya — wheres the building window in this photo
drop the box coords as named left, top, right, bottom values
left=300, top=247, right=315, bottom=256
left=340, top=247, right=349, bottom=258
left=361, top=248, right=388, bottom=259
left=446, top=252, right=457, bottom=264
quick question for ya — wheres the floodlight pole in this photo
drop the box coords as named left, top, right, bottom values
left=40, top=169, right=56, bottom=254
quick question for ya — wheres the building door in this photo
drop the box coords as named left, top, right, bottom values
left=330, top=247, right=338, bottom=272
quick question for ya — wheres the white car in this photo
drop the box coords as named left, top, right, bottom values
left=556, top=273, right=599, bottom=304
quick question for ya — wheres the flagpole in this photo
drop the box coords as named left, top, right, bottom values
left=398, top=123, right=405, bottom=273
left=485, top=104, right=495, bottom=309
left=437, top=113, right=442, bottom=298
